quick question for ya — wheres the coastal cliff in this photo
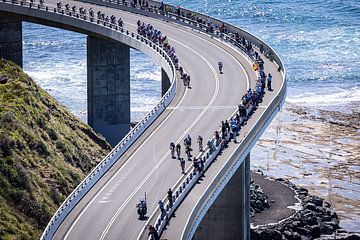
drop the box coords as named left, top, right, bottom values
left=0, top=59, right=111, bottom=239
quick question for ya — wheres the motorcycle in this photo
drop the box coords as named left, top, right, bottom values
left=136, top=192, right=147, bottom=220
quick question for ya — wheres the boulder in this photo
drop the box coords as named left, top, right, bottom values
left=258, top=229, right=283, bottom=240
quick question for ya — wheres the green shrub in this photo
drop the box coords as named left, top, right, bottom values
left=46, top=128, right=58, bottom=141
left=0, top=134, right=15, bottom=157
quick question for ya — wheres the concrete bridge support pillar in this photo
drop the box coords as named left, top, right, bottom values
left=87, top=36, right=130, bottom=146
left=193, top=154, right=251, bottom=240
left=161, top=68, right=171, bottom=96
left=0, top=17, right=22, bottom=67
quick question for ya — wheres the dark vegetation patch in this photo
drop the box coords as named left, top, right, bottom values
left=0, top=60, right=111, bottom=239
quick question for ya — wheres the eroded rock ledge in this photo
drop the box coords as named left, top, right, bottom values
left=250, top=174, right=360, bottom=240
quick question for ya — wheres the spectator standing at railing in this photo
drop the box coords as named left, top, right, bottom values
left=221, top=121, right=226, bottom=138
left=207, top=139, right=213, bottom=153
left=199, top=158, right=204, bottom=175
left=159, top=1, right=164, bottom=12
left=235, top=113, right=240, bottom=126
left=193, top=157, right=199, bottom=173
left=230, top=117, right=239, bottom=143
left=267, top=73, right=272, bottom=91
left=214, top=130, right=220, bottom=145
left=158, top=200, right=166, bottom=217
left=148, top=225, right=159, bottom=240
left=167, top=188, right=173, bottom=207
left=225, top=120, right=230, bottom=132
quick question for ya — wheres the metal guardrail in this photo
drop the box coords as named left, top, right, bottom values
left=79, top=0, right=284, bottom=73
left=182, top=81, right=286, bottom=240
left=0, top=1, right=177, bottom=239
left=148, top=104, right=256, bottom=240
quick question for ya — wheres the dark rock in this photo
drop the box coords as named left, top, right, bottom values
left=258, top=229, right=282, bottom=240
left=311, top=196, right=323, bottom=207
left=256, top=200, right=264, bottom=211
left=309, top=225, right=320, bottom=238
left=297, top=226, right=311, bottom=236
left=292, top=221, right=301, bottom=228
left=323, top=201, right=331, bottom=208
left=298, top=190, right=308, bottom=196
left=283, top=230, right=301, bottom=240
left=320, top=222, right=334, bottom=235
left=305, top=202, right=317, bottom=211
left=299, top=187, right=308, bottom=194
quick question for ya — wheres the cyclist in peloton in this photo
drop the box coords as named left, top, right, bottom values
left=176, top=143, right=181, bottom=159
left=186, top=135, right=192, bottom=148
left=170, top=142, right=175, bottom=158
left=197, top=135, right=203, bottom=152
left=218, top=61, right=223, bottom=74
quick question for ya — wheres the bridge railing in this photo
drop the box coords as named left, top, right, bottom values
left=79, top=0, right=284, bottom=74
left=147, top=103, right=257, bottom=240
left=182, top=75, right=286, bottom=240
left=1, top=1, right=177, bottom=239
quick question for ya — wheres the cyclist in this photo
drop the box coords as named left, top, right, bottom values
left=176, top=143, right=181, bottom=159
left=180, top=158, right=185, bottom=174
left=170, top=142, right=175, bottom=158
left=218, top=61, right=223, bottom=74
left=186, top=135, right=192, bottom=148
left=197, top=135, right=203, bottom=151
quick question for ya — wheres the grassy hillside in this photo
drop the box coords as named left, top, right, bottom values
left=0, top=59, right=112, bottom=239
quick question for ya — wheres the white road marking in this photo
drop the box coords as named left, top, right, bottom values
left=58, top=5, right=253, bottom=240
left=99, top=35, right=220, bottom=240
left=63, top=77, right=189, bottom=240
left=135, top=21, right=253, bottom=240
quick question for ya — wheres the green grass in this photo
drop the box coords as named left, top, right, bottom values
left=0, top=59, right=112, bottom=239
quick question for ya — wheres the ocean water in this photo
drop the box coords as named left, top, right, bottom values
left=21, top=0, right=360, bottom=232
left=23, top=24, right=161, bottom=123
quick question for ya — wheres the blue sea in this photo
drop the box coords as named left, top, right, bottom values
left=23, top=0, right=360, bottom=122
left=22, top=0, right=360, bottom=232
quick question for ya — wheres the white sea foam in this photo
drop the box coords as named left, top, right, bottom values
left=287, top=86, right=360, bottom=106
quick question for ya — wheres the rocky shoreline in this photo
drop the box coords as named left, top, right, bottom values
left=250, top=179, right=270, bottom=217
left=250, top=173, right=360, bottom=240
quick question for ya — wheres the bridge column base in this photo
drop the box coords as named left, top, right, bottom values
left=161, top=67, right=171, bottom=96
left=0, top=17, right=22, bottom=67
left=194, top=154, right=250, bottom=240
left=87, top=36, right=130, bottom=146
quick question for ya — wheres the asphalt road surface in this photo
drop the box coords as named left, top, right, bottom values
left=30, top=1, right=287, bottom=239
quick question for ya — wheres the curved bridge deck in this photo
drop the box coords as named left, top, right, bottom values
left=0, top=0, right=286, bottom=239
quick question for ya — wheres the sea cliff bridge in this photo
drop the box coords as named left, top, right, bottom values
left=0, top=0, right=286, bottom=239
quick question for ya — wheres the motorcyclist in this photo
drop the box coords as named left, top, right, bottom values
left=136, top=197, right=147, bottom=219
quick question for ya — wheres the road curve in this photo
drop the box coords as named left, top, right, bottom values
left=0, top=1, right=286, bottom=239
left=53, top=3, right=253, bottom=239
